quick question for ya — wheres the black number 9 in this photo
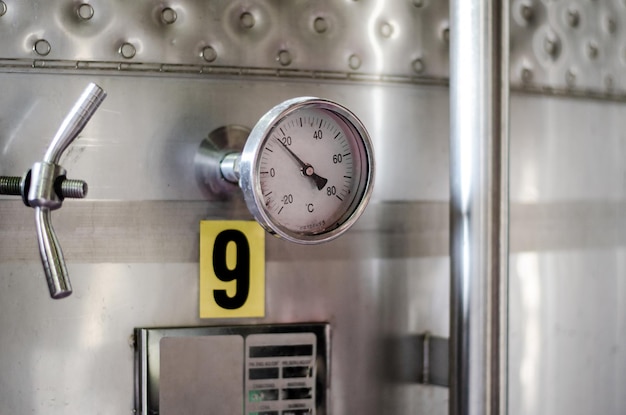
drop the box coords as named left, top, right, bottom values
left=212, top=230, right=250, bottom=309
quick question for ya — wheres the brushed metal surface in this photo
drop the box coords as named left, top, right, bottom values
left=3, top=74, right=626, bottom=415
left=510, top=0, right=626, bottom=95
left=159, top=335, right=244, bottom=415
left=0, top=73, right=450, bottom=202
left=0, top=72, right=450, bottom=415
left=508, top=92, right=626, bottom=415
left=0, top=200, right=451, bottom=263
left=449, top=0, right=509, bottom=413
left=510, top=93, right=626, bottom=203
left=509, top=250, right=626, bottom=415
left=0, top=0, right=450, bottom=80
left=2, top=2, right=626, bottom=413
left=4, top=0, right=626, bottom=97
left=0, top=258, right=450, bottom=414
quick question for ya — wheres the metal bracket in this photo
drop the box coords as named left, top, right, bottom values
left=387, top=332, right=449, bottom=387
left=193, top=125, right=249, bottom=199
left=134, top=323, right=330, bottom=415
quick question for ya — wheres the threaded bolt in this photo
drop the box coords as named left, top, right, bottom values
left=0, top=176, right=22, bottom=196
left=0, top=175, right=87, bottom=199
left=60, top=179, right=88, bottom=199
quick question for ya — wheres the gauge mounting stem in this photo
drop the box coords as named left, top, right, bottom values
left=219, top=153, right=241, bottom=184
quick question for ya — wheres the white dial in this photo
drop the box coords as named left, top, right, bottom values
left=239, top=97, right=374, bottom=244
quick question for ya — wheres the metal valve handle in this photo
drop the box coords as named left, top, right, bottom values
left=44, top=83, right=107, bottom=165
left=0, top=83, right=106, bottom=299
left=34, top=83, right=106, bottom=299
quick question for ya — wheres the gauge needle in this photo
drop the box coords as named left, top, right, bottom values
left=275, top=138, right=328, bottom=190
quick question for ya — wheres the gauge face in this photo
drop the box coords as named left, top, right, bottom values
left=239, top=97, right=374, bottom=244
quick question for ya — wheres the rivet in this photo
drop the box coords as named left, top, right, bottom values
left=201, top=46, right=217, bottom=62
left=587, top=41, right=598, bottom=60
left=544, top=39, right=556, bottom=56
left=413, top=0, right=425, bottom=7
left=348, top=54, right=361, bottom=70
left=119, top=42, right=136, bottom=59
left=380, top=22, right=393, bottom=38
left=277, top=50, right=292, bottom=66
left=441, top=25, right=450, bottom=44
left=565, top=69, right=576, bottom=87
left=77, top=3, right=94, bottom=20
left=313, top=17, right=328, bottom=34
left=128, top=334, right=136, bottom=349
left=412, top=58, right=424, bottom=74
left=161, top=7, right=177, bottom=25
left=0, top=1, right=7, bottom=17
left=240, top=11, right=255, bottom=29
left=544, top=33, right=559, bottom=58
left=606, top=17, right=617, bottom=34
left=566, top=9, right=579, bottom=28
left=521, top=67, right=533, bottom=84
left=520, top=4, right=534, bottom=22
left=33, top=39, right=51, bottom=56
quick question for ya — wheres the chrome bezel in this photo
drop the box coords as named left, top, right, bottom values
left=239, top=97, right=374, bottom=244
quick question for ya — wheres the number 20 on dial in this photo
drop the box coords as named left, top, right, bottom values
left=199, top=221, right=265, bottom=318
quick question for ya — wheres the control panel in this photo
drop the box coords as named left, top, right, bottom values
left=134, top=324, right=329, bottom=415
left=246, top=333, right=317, bottom=415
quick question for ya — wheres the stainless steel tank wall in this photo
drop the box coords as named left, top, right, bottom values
left=0, top=2, right=451, bottom=413
left=509, top=94, right=626, bottom=415
left=1, top=0, right=626, bottom=414
left=0, top=74, right=451, bottom=414
left=509, top=2, right=626, bottom=413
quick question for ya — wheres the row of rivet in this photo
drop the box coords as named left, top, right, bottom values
left=6, top=0, right=626, bottom=96
left=514, top=1, right=626, bottom=91
left=31, top=38, right=433, bottom=74
left=0, top=1, right=176, bottom=24
left=520, top=66, right=616, bottom=90
left=0, top=0, right=445, bottom=74
left=517, top=5, right=621, bottom=61
left=517, top=2, right=618, bottom=33
left=539, top=33, right=610, bottom=62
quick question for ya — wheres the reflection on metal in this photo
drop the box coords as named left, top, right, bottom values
left=508, top=90, right=626, bottom=415
left=449, top=0, right=509, bottom=415
left=196, top=97, right=376, bottom=245
left=0, top=0, right=450, bottom=84
left=0, top=1, right=623, bottom=414
left=0, top=74, right=451, bottom=413
left=1, top=1, right=626, bottom=97
left=0, top=83, right=106, bottom=299
left=195, top=125, right=250, bottom=199
left=510, top=0, right=626, bottom=96
left=135, top=324, right=330, bottom=415
left=387, top=333, right=449, bottom=388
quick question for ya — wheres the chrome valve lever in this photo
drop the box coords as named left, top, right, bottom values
left=0, top=83, right=106, bottom=299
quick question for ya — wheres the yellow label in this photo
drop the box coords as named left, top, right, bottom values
left=199, top=220, right=265, bottom=318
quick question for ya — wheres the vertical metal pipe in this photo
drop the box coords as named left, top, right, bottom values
left=449, top=0, right=509, bottom=414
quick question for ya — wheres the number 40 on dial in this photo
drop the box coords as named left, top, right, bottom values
left=199, top=221, right=265, bottom=318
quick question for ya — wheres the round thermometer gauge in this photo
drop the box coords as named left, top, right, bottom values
left=239, top=97, right=374, bottom=244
